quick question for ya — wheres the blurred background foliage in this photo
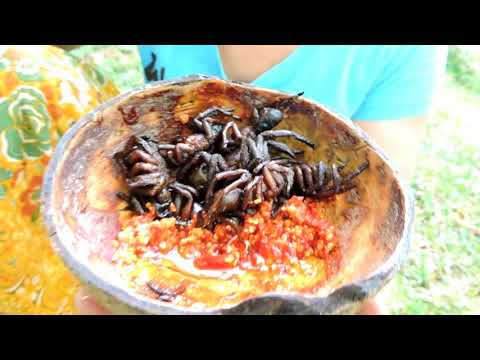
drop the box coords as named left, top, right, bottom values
left=447, top=45, right=480, bottom=94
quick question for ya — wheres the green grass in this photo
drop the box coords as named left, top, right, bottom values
left=389, top=46, right=480, bottom=314
left=447, top=45, right=480, bottom=95
left=71, top=45, right=480, bottom=315
left=386, top=77, right=480, bottom=315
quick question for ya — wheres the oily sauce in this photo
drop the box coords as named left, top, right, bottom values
left=112, top=196, right=341, bottom=309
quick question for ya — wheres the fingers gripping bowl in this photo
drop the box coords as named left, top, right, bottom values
left=41, top=75, right=414, bottom=315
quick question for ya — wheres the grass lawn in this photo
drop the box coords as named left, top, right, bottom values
left=385, top=77, right=480, bottom=314
left=72, top=45, right=480, bottom=315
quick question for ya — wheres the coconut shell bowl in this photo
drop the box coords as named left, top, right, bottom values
left=41, top=75, right=414, bottom=315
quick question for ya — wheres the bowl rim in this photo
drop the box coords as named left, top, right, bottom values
left=41, top=74, right=414, bottom=314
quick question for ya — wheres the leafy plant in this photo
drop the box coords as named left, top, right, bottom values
left=447, top=45, right=480, bottom=94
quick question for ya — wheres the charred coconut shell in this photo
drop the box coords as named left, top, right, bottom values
left=42, top=75, right=414, bottom=315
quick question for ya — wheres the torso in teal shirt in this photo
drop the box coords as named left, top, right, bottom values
left=138, top=45, right=447, bottom=121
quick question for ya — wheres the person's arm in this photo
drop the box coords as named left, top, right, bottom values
left=350, top=46, right=447, bottom=315
left=350, top=45, right=447, bottom=181
left=355, top=116, right=427, bottom=181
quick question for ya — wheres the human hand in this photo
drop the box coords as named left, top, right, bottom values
left=357, top=297, right=386, bottom=315
left=74, top=287, right=112, bottom=315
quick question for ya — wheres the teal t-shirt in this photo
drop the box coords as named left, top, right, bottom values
left=138, top=45, right=448, bottom=121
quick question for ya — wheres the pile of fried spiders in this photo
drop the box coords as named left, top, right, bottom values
left=113, top=93, right=369, bottom=230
